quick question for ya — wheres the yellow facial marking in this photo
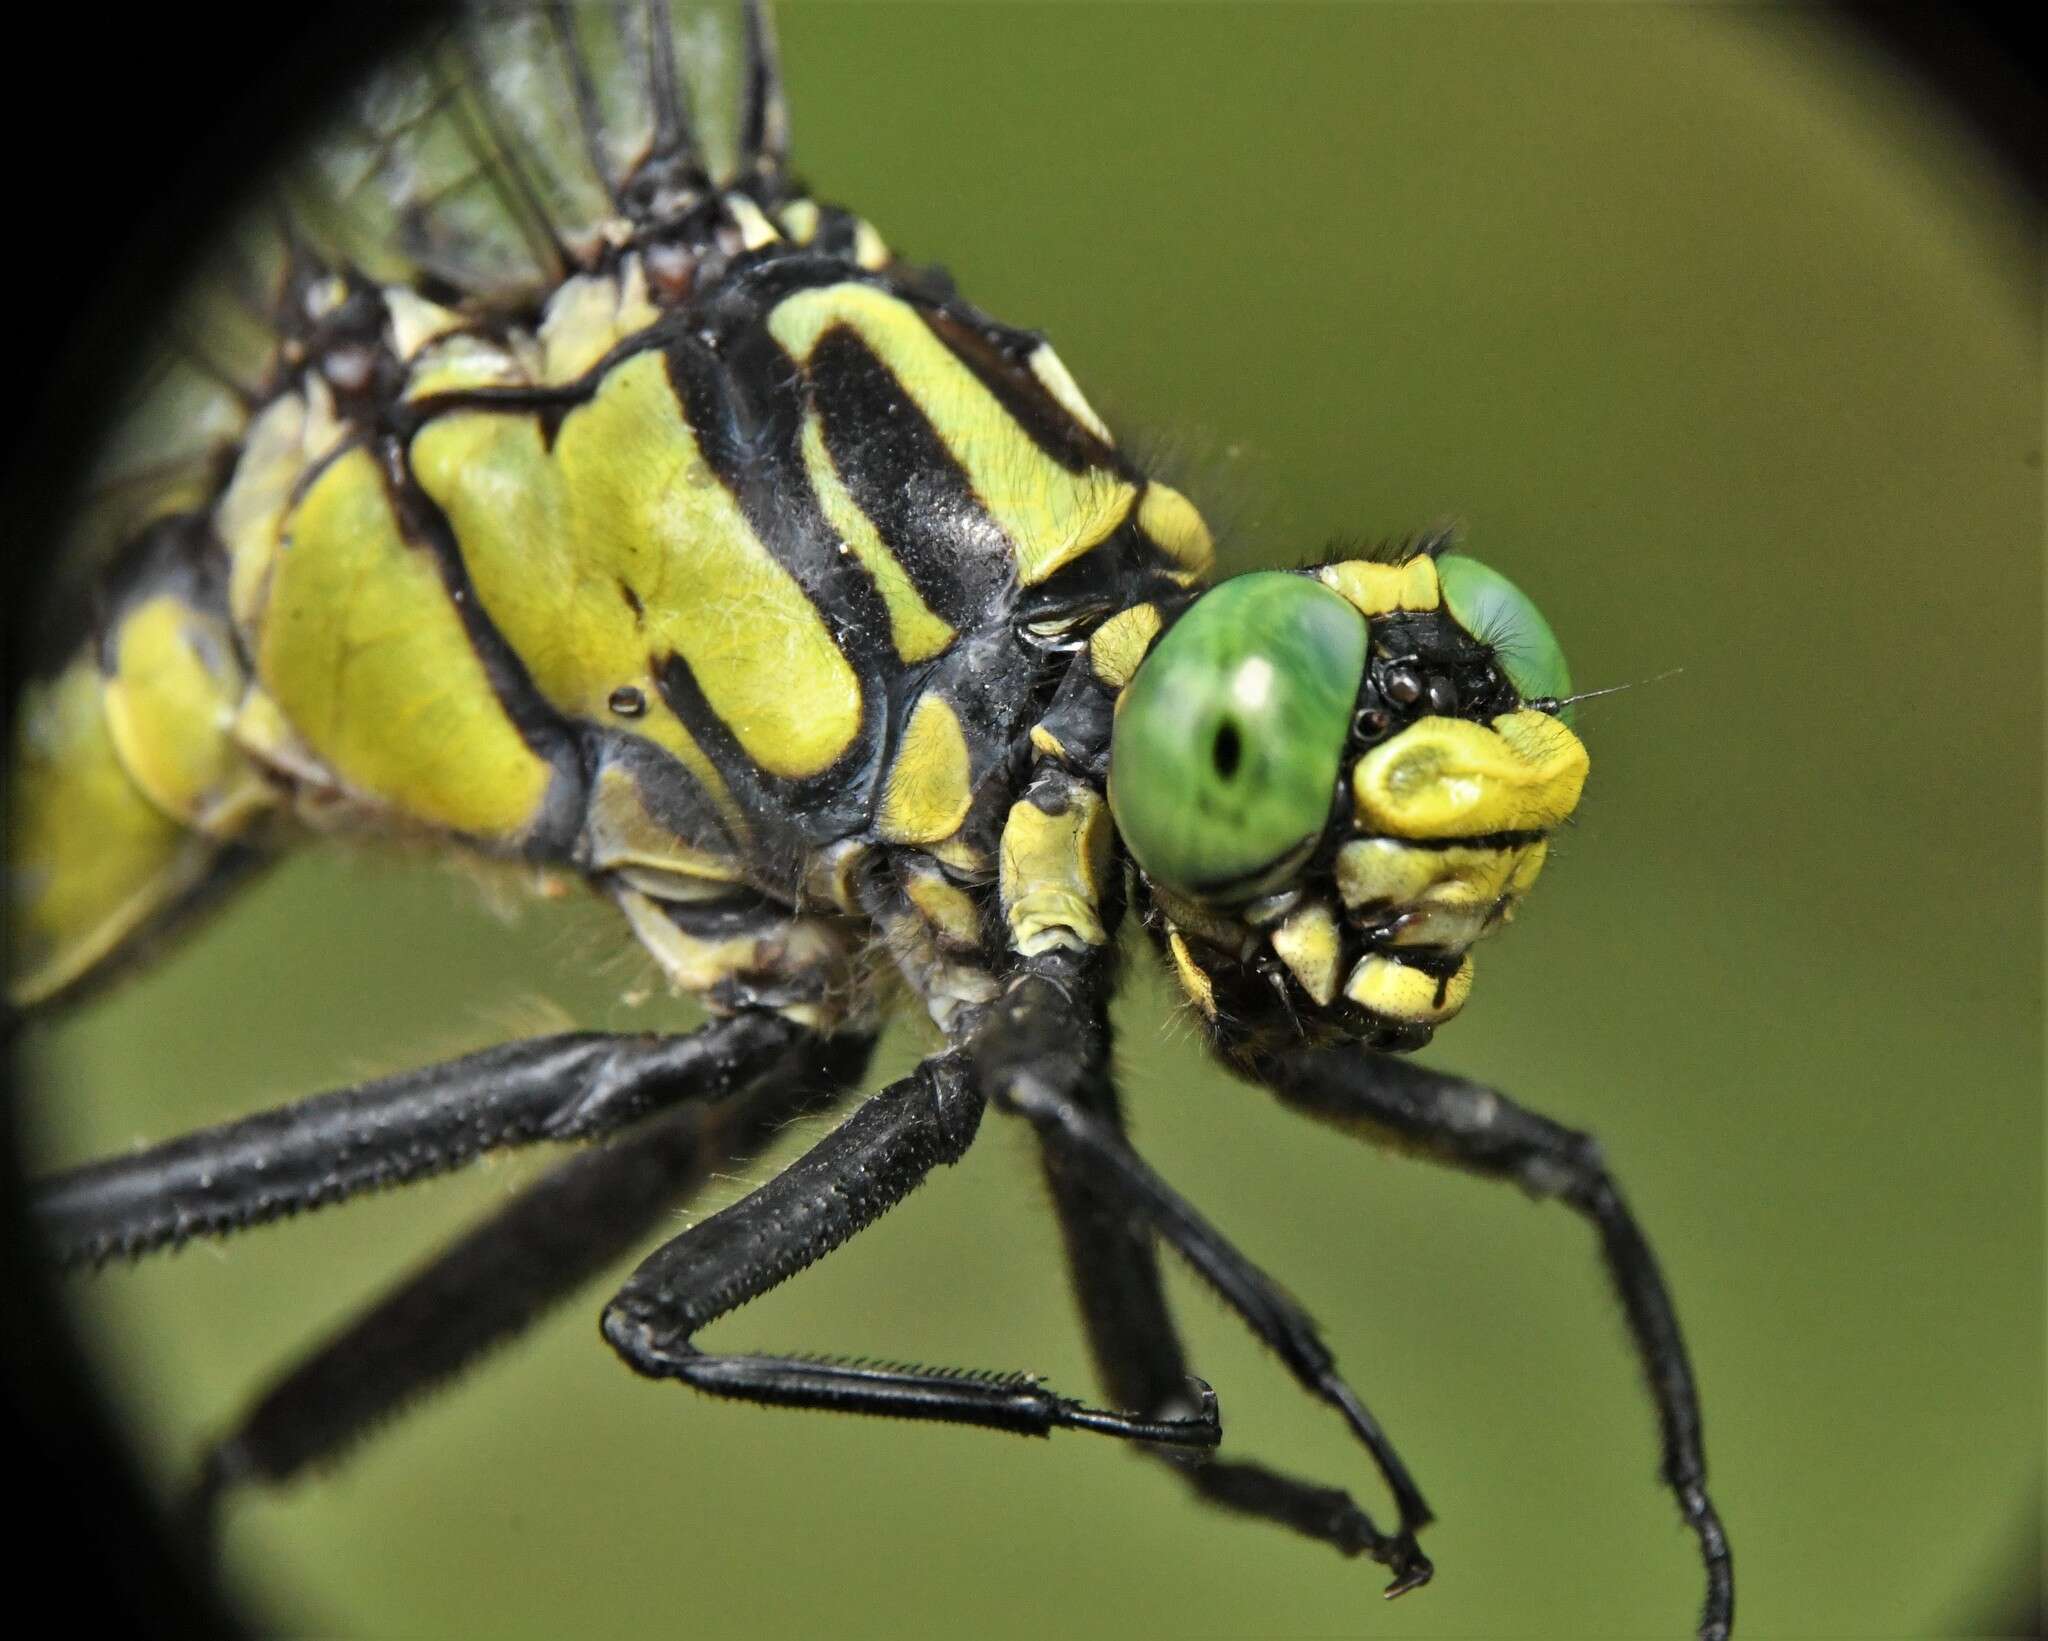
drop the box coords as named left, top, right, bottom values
left=1027, top=343, right=1114, bottom=444
left=1344, top=952, right=1474, bottom=1025
left=1088, top=603, right=1162, bottom=692
left=1271, top=900, right=1343, bottom=1007
left=1335, top=836, right=1550, bottom=950
left=1318, top=558, right=1441, bottom=618
left=261, top=446, right=553, bottom=841
left=101, top=594, right=273, bottom=838
left=769, top=284, right=1136, bottom=586
left=1166, top=930, right=1218, bottom=1019
left=1028, top=725, right=1066, bottom=761
left=799, top=410, right=956, bottom=664
left=1135, top=483, right=1215, bottom=581
left=999, top=789, right=1113, bottom=953
left=6, top=657, right=217, bottom=1008
left=879, top=695, right=975, bottom=846
left=1352, top=710, right=1588, bottom=839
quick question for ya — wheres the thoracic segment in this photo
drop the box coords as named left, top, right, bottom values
left=9, top=207, right=1209, bottom=1024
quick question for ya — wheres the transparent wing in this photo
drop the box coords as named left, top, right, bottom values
left=54, top=0, right=780, bottom=603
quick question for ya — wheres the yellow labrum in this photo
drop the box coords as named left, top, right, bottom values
left=799, top=411, right=955, bottom=664
left=768, top=283, right=1137, bottom=586
left=7, top=656, right=219, bottom=1007
left=101, top=593, right=273, bottom=838
left=439, top=350, right=861, bottom=782
left=259, top=446, right=554, bottom=841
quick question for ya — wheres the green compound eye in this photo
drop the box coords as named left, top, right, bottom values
left=1437, top=554, right=1573, bottom=718
left=1110, top=572, right=1366, bottom=903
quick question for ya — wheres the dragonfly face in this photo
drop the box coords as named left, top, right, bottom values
left=1110, top=552, right=1587, bottom=1052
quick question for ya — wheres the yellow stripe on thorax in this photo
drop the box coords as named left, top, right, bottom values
left=409, top=406, right=746, bottom=838
left=216, top=380, right=348, bottom=646
left=879, top=694, right=974, bottom=846
left=534, top=259, right=660, bottom=384
left=549, top=351, right=862, bottom=780
left=768, top=283, right=1137, bottom=586
left=259, top=445, right=553, bottom=841
left=798, top=411, right=956, bottom=664
left=1136, top=483, right=1214, bottom=582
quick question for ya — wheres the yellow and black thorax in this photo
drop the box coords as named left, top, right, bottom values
left=8, top=167, right=1212, bottom=1013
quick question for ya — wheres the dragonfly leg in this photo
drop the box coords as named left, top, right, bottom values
left=602, top=1051, right=1219, bottom=1446
left=975, top=952, right=1433, bottom=1587
left=192, top=1033, right=873, bottom=1532
left=37, top=1011, right=834, bottom=1265
left=1036, top=1066, right=1432, bottom=1594
left=1251, top=1044, right=1734, bottom=1641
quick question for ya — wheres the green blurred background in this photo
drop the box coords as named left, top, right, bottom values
left=13, top=4, right=2041, bottom=1636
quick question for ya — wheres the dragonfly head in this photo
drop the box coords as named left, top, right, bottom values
left=1107, top=553, right=1587, bottom=1053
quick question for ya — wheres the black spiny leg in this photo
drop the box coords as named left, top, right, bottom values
left=1038, top=1071, right=1430, bottom=1591
left=191, top=1031, right=875, bottom=1536
left=602, top=1053, right=1218, bottom=1446
left=976, top=954, right=1432, bottom=1589
left=1255, top=1045, right=1735, bottom=1641
left=37, top=1013, right=820, bottom=1265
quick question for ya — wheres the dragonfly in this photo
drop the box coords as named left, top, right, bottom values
left=7, top=5, right=1732, bottom=1634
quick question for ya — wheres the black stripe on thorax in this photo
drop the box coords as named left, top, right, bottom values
left=647, top=330, right=901, bottom=850
left=918, top=306, right=1124, bottom=478
left=802, top=323, right=1015, bottom=634
left=651, top=648, right=869, bottom=872
left=660, top=327, right=906, bottom=694
left=376, top=435, right=587, bottom=856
